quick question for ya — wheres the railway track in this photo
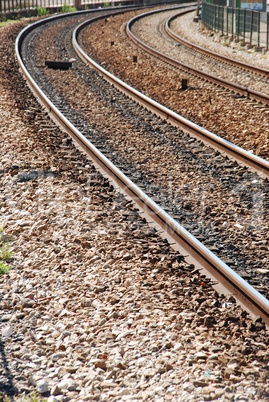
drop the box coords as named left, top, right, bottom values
left=74, top=10, right=269, bottom=308
left=78, top=11, right=269, bottom=179
left=83, top=7, right=269, bottom=160
left=15, top=6, right=269, bottom=326
left=128, top=8, right=269, bottom=98
left=166, top=11, right=269, bottom=78
left=127, top=9, right=269, bottom=106
left=0, top=4, right=267, bottom=400
left=74, top=11, right=269, bottom=324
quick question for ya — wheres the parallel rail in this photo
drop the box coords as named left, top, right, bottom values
left=125, top=8, right=269, bottom=178
left=127, top=9, right=269, bottom=107
left=15, top=8, right=269, bottom=325
left=166, top=11, right=269, bottom=79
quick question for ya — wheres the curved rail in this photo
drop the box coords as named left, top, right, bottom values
left=124, top=9, right=269, bottom=177
left=166, top=11, right=269, bottom=78
left=15, top=9, right=269, bottom=325
left=74, top=10, right=269, bottom=177
left=126, top=9, right=269, bottom=106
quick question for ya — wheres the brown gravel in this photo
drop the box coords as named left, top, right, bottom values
left=23, top=10, right=269, bottom=296
left=79, top=7, right=269, bottom=160
left=0, top=13, right=269, bottom=402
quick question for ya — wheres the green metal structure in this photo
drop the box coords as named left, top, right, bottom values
left=202, top=0, right=269, bottom=49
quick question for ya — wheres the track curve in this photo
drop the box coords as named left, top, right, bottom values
left=15, top=8, right=269, bottom=325
left=166, top=11, right=269, bottom=78
left=127, top=8, right=269, bottom=106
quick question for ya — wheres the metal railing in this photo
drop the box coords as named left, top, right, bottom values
left=0, top=0, right=131, bottom=19
left=0, top=0, right=185, bottom=20
left=201, top=1, right=269, bottom=50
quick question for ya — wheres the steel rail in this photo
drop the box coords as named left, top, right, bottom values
left=16, top=10, right=269, bottom=326
left=126, top=9, right=269, bottom=107
left=167, top=11, right=269, bottom=78
left=72, top=11, right=269, bottom=178
left=124, top=10, right=269, bottom=178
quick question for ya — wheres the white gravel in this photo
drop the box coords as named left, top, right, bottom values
left=172, top=10, right=269, bottom=69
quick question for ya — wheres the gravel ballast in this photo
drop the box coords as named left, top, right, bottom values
left=22, top=11, right=269, bottom=296
left=80, top=7, right=269, bottom=160
left=0, top=15, right=269, bottom=402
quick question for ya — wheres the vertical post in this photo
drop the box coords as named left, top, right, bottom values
left=238, top=8, right=240, bottom=37
left=257, top=11, right=260, bottom=49
left=266, top=13, right=269, bottom=50
left=242, top=8, right=245, bottom=41
left=227, top=7, right=229, bottom=36
left=236, top=8, right=239, bottom=37
left=221, top=6, right=224, bottom=36
left=232, top=8, right=234, bottom=38
left=250, top=10, right=253, bottom=45
left=196, top=0, right=200, bottom=18
left=182, top=79, right=188, bottom=90
left=239, top=8, right=241, bottom=37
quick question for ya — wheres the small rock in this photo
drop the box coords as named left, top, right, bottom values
left=37, top=379, right=49, bottom=394
left=65, top=366, right=78, bottom=374
left=47, top=397, right=58, bottom=402
left=193, top=377, right=208, bottom=387
left=51, top=352, right=66, bottom=362
left=2, top=326, right=12, bottom=338
left=234, top=223, right=244, bottom=230
left=174, top=343, right=183, bottom=351
left=165, top=363, right=173, bottom=371
left=116, top=362, right=127, bottom=370
left=94, top=360, right=107, bottom=370
left=195, top=352, right=208, bottom=360
left=218, top=355, right=228, bottom=364
left=101, top=380, right=117, bottom=388
left=117, top=388, right=130, bottom=396
left=81, top=298, right=92, bottom=307
left=257, top=269, right=269, bottom=275
left=1, top=314, right=12, bottom=322
left=143, top=369, right=156, bottom=378
left=51, top=384, right=61, bottom=396
left=183, top=383, right=195, bottom=392
left=58, top=379, right=79, bottom=392
left=204, top=316, right=216, bottom=328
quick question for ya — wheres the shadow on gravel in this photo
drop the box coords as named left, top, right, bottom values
left=15, top=170, right=58, bottom=183
left=0, top=336, right=17, bottom=401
